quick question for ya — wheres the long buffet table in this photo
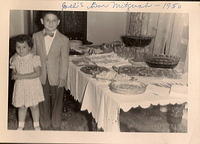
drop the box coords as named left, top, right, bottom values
left=66, top=52, right=188, bottom=132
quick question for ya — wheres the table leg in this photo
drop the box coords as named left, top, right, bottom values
left=167, top=103, right=186, bottom=132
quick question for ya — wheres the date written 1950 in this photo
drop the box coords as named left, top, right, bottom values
left=162, top=3, right=181, bottom=9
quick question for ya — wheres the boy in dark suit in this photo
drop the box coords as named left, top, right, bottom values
left=32, top=11, right=69, bottom=130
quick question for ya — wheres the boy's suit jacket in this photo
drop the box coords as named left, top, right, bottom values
left=32, top=30, right=69, bottom=86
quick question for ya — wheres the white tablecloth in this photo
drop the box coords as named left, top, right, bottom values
left=66, top=57, right=188, bottom=132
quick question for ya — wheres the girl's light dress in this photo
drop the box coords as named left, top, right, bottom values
left=11, top=53, right=44, bottom=108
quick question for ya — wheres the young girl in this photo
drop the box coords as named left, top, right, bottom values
left=10, top=34, right=44, bottom=130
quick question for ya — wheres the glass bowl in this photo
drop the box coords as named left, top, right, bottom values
left=121, top=35, right=152, bottom=47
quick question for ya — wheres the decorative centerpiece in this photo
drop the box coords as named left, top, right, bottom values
left=121, top=35, right=153, bottom=61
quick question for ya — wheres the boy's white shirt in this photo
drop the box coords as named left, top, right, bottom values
left=44, top=29, right=57, bottom=55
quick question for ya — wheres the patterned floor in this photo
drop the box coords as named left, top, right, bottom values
left=7, top=105, right=90, bottom=131
left=8, top=105, right=187, bottom=132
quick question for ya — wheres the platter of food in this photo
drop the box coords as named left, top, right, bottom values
left=88, top=52, right=128, bottom=67
left=109, top=81, right=146, bottom=95
left=80, top=65, right=110, bottom=75
left=114, top=65, right=181, bottom=79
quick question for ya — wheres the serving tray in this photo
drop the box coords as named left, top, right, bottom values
left=80, top=65, right=110, bottom=75
left=109, top=81, right=146, bottom=95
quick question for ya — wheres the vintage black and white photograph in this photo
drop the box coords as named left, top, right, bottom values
left=8, top=10, right=188, bottom=133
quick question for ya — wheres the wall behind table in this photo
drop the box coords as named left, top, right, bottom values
left=87, top=12, right=127, bottom=45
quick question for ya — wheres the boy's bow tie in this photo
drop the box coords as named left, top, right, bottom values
left=44, top=32, right=54, bottom=37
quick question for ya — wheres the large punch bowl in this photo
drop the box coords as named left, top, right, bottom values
left=145, top=54, right=180, bottom=69
left=121, top=35, right=152, bottom=47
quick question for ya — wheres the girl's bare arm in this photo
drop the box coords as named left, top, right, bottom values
left=13, top=66, right=41, bottom=80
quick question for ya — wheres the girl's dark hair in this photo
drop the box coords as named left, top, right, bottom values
left=15, top=34, right=33, bottom=48
left=41, top=11, right=61, bottom=20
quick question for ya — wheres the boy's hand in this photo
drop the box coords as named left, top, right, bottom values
left=58, top=79, right=66, bottom=88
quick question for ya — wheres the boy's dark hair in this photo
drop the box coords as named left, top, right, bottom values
left=15, top=34, right=33, bottom=48
left=41, top=11, right=61, bottom=20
